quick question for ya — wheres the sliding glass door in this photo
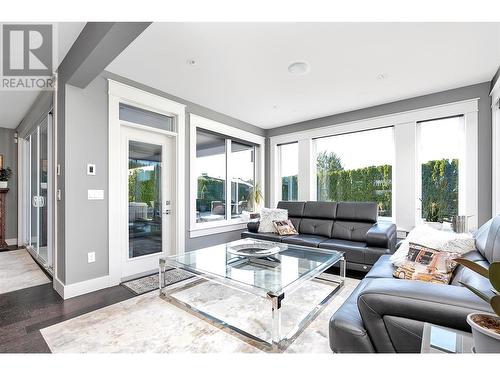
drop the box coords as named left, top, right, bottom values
left=25, top=115, right=53, bottom=273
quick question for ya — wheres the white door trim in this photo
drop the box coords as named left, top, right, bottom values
left=108, top=79, right=186, bottom=286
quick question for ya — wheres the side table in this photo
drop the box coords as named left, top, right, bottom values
left=421, top=322, right=473, bottom=353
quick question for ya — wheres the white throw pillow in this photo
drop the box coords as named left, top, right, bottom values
left=258, top=208, right=288, bottom=233
left=390, top=225, right=475, bottom=266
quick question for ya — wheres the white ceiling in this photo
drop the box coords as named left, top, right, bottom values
left=107, top=22, right=500, bottom=129
left=0, top=22, right=85, bottom=129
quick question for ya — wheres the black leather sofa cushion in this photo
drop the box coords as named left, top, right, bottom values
left=319, top=238, right=389, bottom=265
left=281, top=234, right=329, bottom=248
left=332, top=221, right=373, bottom=242
left=336, top=201, right=377, bottom=223
left=300, top=219, right=334, bottom=237
left=277, top=201, right=305, bottom=217
left=241, top=231, right=285, bottom=242
left=303, top=201, right=337, bottom=219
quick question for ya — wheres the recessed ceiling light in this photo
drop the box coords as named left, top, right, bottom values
left=186, top=59, right=197, bottom=66
left=377, top=73, right=386, bottom=80
left=288, top=61, right=310, bottom=75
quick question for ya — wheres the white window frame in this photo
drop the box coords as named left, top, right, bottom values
left=312, top=126, right=395, bottom=221
left=415, top=115, right=467, bottom=226
left=276, top=141, right=300, bottom=202
left=492, top=79, right=500, bottom=217
left=270, top=98, right=479, bottom=230
left=108, top=80, right=186, bottom=286
left=189, top=114, right=265, bottom=238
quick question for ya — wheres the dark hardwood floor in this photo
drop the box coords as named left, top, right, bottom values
left=0, top=281, right=135, bottom=353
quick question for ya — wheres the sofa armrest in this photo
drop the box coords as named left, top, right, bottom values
left=366, top=222, right=397, bottom=251
left=247, top=220, right=259, bottom=233
left=357, top=278, right=493, bottom=352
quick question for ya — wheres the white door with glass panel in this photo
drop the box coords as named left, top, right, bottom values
left=121, top=126, right=173, bottom=278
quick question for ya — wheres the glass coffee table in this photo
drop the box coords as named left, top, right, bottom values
left=159, top=238, right=345, bottom=351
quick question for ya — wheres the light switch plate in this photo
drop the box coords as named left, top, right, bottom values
left=88, top=252, right=95, bottom=263
left=88, top=189, right=104, bottom=200
left=87, top=164, right=96, bottom=175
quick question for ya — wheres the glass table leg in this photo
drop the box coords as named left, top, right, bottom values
left=269, top=293, right=284, bottom=350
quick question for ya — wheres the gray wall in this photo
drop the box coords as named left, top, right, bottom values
left=61, top=71, right=264, bottom=284
left=64, top=78, right=109, bottom=284
left=266, top=82, right=493, bottom=226
left=0, top=127, right=17, bottom=240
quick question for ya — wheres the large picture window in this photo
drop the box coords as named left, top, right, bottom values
left=315, top=127, right=394, bottom=217
left=278, top=142, right=298, bottom=201
left=195, top=129, right=256, bottom=224
left=417, top=116, right=464, bottom=222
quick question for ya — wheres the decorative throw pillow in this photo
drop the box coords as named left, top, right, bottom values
left=273, top=220, right=298, bottom=236
left=392, top=242, right=460, bottom=285
left=390, top=225, right=475, bottom=266
left=258, top=208, right=288, bottom=233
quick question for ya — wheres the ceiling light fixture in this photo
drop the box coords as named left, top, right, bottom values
left=288, top=61, right=310, bottom=75
left=377, top=73, right=386, bottom=80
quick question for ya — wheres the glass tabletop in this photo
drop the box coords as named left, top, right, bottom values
left=162, top=238, right=344, bottom=297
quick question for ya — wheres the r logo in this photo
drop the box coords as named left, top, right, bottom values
left=2, top=24, right=53, bottom=76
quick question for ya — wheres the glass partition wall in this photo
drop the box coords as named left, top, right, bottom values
left=23, top=114, right=53, bottom=274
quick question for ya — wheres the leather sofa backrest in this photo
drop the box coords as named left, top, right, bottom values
left=277, top=201, right=306, bottom=231
left=450, top=251, right=492, bottom=291
left=480, top=215, right=500, bottom=263
left=336, top=202, right=378, bottom=223
left=299, top=201, right=336, bottom=237
left=450, top=216, right=500, bottom=292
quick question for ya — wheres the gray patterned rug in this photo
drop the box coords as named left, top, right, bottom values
left=122, top=268, right=194, bottom=295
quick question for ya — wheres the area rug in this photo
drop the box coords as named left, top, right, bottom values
left=121, top=269, right=193, bottom=295
left=0, top=249, right=51, bottom=294
left=40, top=277, right=359, bottom=353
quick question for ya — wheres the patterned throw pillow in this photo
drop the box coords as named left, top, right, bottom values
left=258, top=208, right=288, bottom=233
left=273, top=220, right=298, bottom=236
left=393, top=242, right=460, bottom=285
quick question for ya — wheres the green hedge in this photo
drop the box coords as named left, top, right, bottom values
left=317, top=165, right=392, bottom=216
left=280, top=158, right=458, bottom=221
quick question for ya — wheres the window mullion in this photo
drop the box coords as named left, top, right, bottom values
left=225, top=139, right=232, bottom=222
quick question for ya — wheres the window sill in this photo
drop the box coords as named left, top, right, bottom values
left=189, top=221, right=248, bottom=238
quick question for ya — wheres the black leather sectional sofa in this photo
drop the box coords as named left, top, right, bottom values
left=241, top=201, right=397, bottom=272
left=329, top=215, right=500, bottom=353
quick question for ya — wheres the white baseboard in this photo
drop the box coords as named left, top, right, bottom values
left=53, top=275, right=113, bottom=299
left=5, top=238, right=17, bottom=246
